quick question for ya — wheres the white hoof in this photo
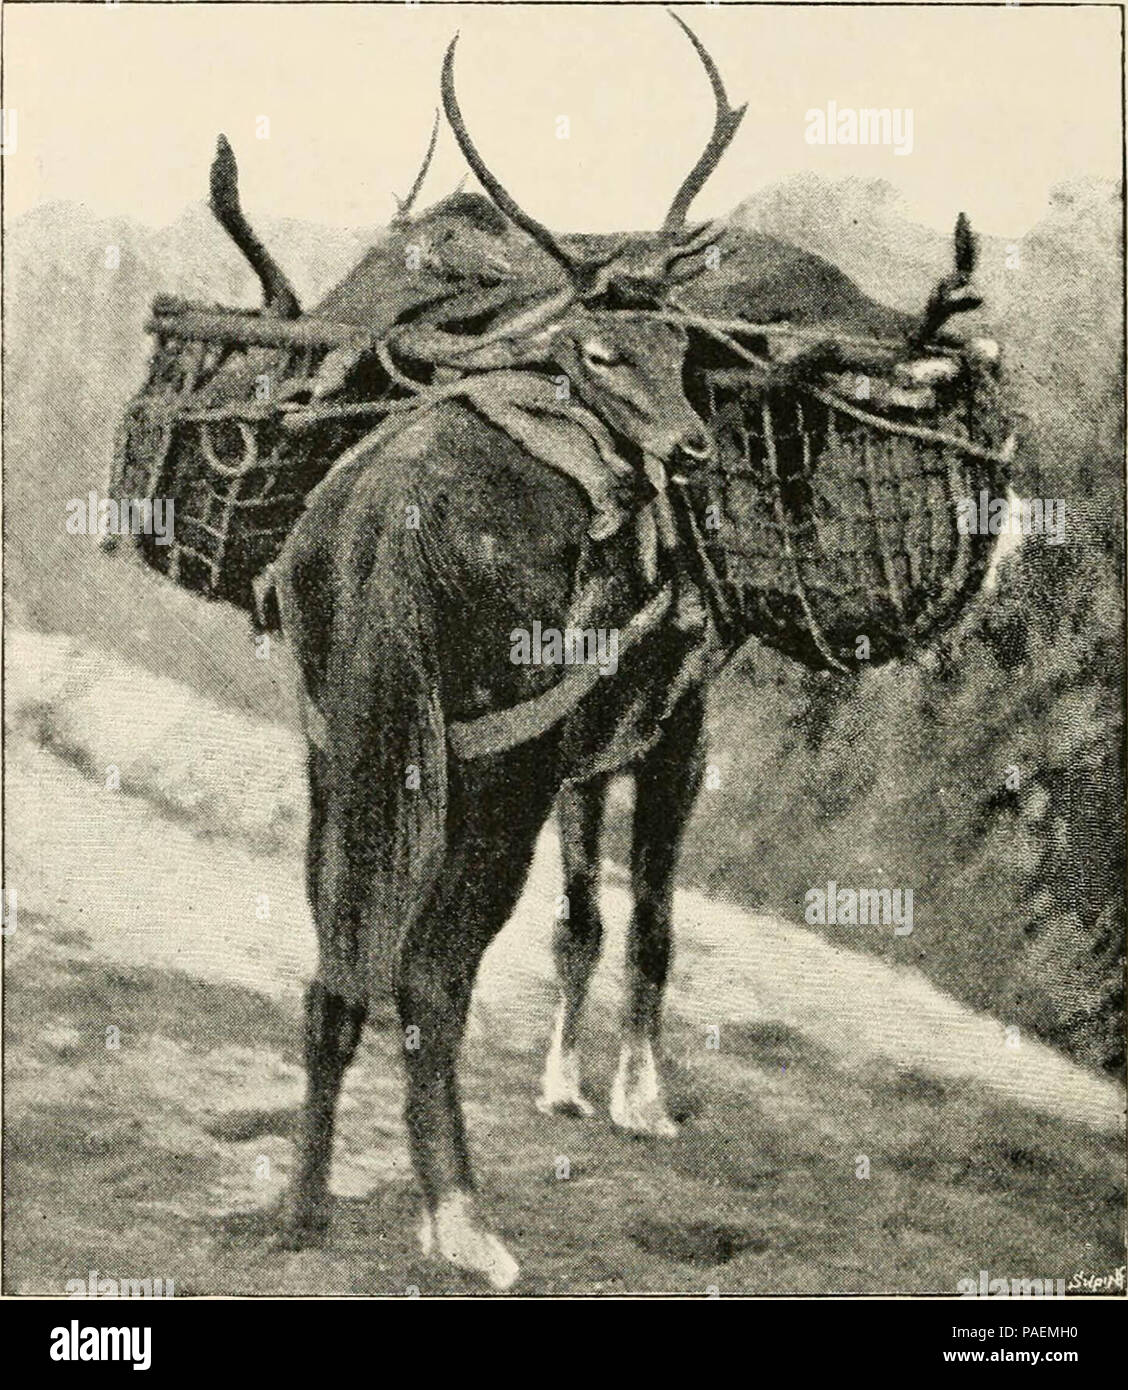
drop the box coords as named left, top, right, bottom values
left=610, top=1039, right=679, bottom=1138
left=536, top=1005, right=594, bottom=1116
left=536, top=1088, right=595, bottom=1118
left=537, top=1047, right=594, bottom=1116
left=424, top=1192, right=520, bottom=1291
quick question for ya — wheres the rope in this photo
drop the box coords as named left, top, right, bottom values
left=125, top=296, right=1012, bottom=672
left=447, top=584, right=674, bottom=759
left=805, top=385, right=1013, bottom=467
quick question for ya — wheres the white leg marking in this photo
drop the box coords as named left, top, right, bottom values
left=421, top=1192, right=519, bottom=1290
left=983, top=483, right=1024, bottom=593
left=536, top=1000, right=594, bottom=1116
left=610, top=1037, right=678, bottom=1138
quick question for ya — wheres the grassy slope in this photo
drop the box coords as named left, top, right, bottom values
left=6, top=912, right=1122, bottom=1297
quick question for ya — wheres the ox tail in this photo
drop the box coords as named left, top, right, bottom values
left=279, top=469, right=448, bottom=1008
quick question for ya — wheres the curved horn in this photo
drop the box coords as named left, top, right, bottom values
left=392, top=109, right=440, bottom=222
left=209, top=135, right=301, bottom=319
left=661, top=10, right=747, bottom=233
left=441, top=34, right=580, bottom=277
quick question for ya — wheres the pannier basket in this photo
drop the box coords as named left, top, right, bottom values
left=110, top=297, right=1011, bottom=675
left=689, top=364, right=1011, bottom=672
left=107, top=297, right=388, bottom=614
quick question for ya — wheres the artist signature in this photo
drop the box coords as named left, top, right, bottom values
left=1066, top=1266, right=1125, bottom=1294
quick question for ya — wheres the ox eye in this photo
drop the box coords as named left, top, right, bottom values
left=581, top=341, right=620, bottom=369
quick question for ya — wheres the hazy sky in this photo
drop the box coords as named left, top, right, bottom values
left=4, top=2, right=1121, bottom=239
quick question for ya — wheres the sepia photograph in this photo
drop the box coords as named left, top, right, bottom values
left=2, top=0, right=1124, bottom=1323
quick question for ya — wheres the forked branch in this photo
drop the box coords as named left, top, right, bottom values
left=439, top=12, right=746, bottom=306
left=916, top=212, right=983, bottom=343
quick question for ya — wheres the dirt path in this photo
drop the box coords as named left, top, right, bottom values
left=8, top=734, right=1121, bottom=1134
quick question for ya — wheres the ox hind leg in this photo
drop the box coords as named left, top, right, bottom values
left=537, top=773, right=610, bottom=1116
left=282, top=748, right=367, bottom=1246
left=611, top=689, right=706, bottom=1137
left=399, top=742, right=560, bottom=1290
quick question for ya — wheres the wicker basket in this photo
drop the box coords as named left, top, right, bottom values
left=689, top=365, right=1010, bottom=671
left=110, top=298, right=1010, bottom=668
left=108, top=299, right=382, bottom=612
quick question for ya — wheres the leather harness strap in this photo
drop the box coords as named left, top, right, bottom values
left=446, top=583, right=674, bottom=759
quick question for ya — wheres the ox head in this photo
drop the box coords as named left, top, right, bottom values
left=540, top=312, right=712, bottom=465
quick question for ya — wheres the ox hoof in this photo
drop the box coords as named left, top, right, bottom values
left=536, top=1092, right=595, bottom=1118
left=536, top=1042, right=595, bottom=1118
left=610, top=1039, right=679, bottom=1139
left=610, top=1100, right=679, bottom=1139
left=274, top=1192, right=332, bottom=1250
left=421, top=1193, right=520, bottom=1291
